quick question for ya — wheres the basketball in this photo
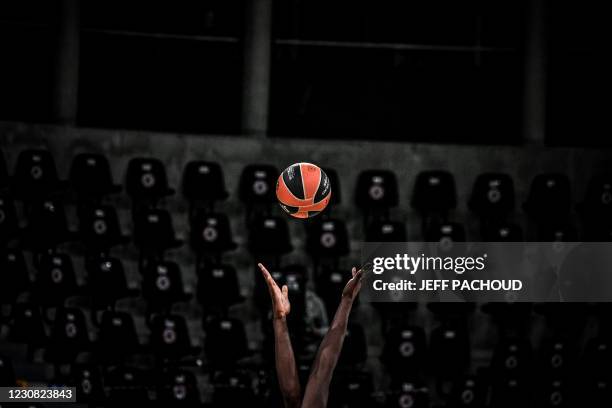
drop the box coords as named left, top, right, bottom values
left=276, top=163, right=331, bottom=218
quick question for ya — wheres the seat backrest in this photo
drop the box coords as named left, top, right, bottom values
left=182, top=160, right=228, bottom=202
left=355, top=169, right=399, bottom=210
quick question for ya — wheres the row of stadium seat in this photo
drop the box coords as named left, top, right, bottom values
left=2, top=149, right=611, bottom=220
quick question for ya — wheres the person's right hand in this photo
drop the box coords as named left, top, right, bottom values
left=259, top=263, right=291, bottom=319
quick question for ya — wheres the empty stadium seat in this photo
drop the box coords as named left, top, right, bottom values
left=411, top=170, right=457, bottom=214
left=329, top=371, right=373, bottom=408
left=190, top=211, right=237, bottom=255
left=211, top=370, right=256, bottom=406
left=85, top=256, right=135, bottom=308
left=481, top=221, right=523, bottom=241
left=45, top=307, right=90, bottom=364
left=248, top=216, right=293, bottom=255
left=204, top=317, right=249, bottom=369
left=13, top=149, right=65, bottom=200
left=0, top=194, right=18, bottom=244
left=580, top=173, right=612, bottom=221
left=450, top=375, right=487, bottom=407
left=315, top=268, right=351, bottom=317
left=306, top=218, right=350, bottom=258
left=323, top=167, right=342, bottom=206
left=239, top=164, right=279, bottom=205
left=143, top=260, right=190, bottom=311
left=78, top=204, right=128, bottom=252
left=429, top=321, right=470, bottom=378
left=523, top=173, right=572, bottom=222
left=381, top=324, right=426, bottom=378
left=537, top=222, right=578, bottom=242
left=133, top=208, right=182, bottom=253
left=105, top=365, right=150, bottom=403
left=0, top=249, right=29, bottom=305
left=489, top=375, right=529, bottom=408
left=469, top=172, right=515, bottom=218
left=126, top=157, right=174, bottom=201
left=69, top=364, right=105, bottom=404
left=148, top=314, right=199, bottom=360
left=69, top=153, right=121, bottom=199
left=34, top=252, right=80, bottom=307
left=24, top=198, right=73, bottom=250
left=582, top=335, right=611, bottom=378
left=490, top=336, right=532, bottom=377
left=424, top=221, right=466, bottom=244
left=182, top=160, right=229, bottom=203
left=156, top=369, right=201, bottom=405
left=365, top=219, right=407, bottom=242
left=355, top=169, right=399, bottom=211
left=387, top=380, right=429, bottom=408
left=196, top=263, right=244, bottom=312
left=9, top=302, right=47, bottom=349
left=539, top=336, right=576, bottom=374
left=97, top=311, right=140, bottom=361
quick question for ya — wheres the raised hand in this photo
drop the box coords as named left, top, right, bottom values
left=342, top=267, right=363, bottom=301
left=258, top=263, right=291, bottom=319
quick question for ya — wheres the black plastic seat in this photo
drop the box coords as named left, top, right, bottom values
left=424, top=221, right=466, bottom=243
left=381, top=324, right=426, bottom=378
left=580, top=173, right=612, bottom=225
left=126, top=157, right=174, bottom=201
left=524, top=173, right=572, bottom=223
left=248, top=216, right=293, bottom=255
left=85, top=256, right=134, bottom=308
left=24, top=198, right=73, bottom=250
left=338, top=322, right=368, bottom=367
left=70, top=153, right=121, bottom=199
left=182, top=160, right=228, bottom=202
left=204, top=317, right=249, bottom=369
left=429, top=321, right=470, bottom=378
left=105, top=366, right=150, bottom=404
left=387, top=380, right=429, bottom=408
left=143, top=260, right=190, bottom=310
left=239, top=164, right=278, bottom=205
left=329, top=371, right=373, bottom=408
left=537, top=222, right=578, bottom=242
left=539, top=336, right=576, bottom=375
left=582, top=335, right=611, bottom=378
left=489, top=375, right=530, bottom=408
left=149, top=314, right=199, bottom=359
left=133, top=208, right=182, bottom=253
left=451, top=375, right=487, bottom=408
left=316, top=269, right=351, bottom=317
left=306, top=218, right=350, bottom=258
left=481, top=222, right=523, bottom=241
left=196, top=263, right=244, bottom=312
left=70, top=364, right=104, bottom=404
left=45, top=307, right=90, bottom=364
left=0, top=249, right=30, bottom=305
left=0, top=195, right=18, bottom=244
left=190, top=211, right=237, bottom=255
left=411, top=170, right=457, bottom=215
left=323, top=167, right=341, bottom=206
left=9, top=303, right=47, bottom=348
left=13, top=149, right=65, bottom=200
left=491, top=336, right=533, bottom=377
left=211, top=370, right=255, bottom=406
left=469, top=172, right=515, bottom=218
left=0, top=355, right=15, bottom=386
left=97, top=311, right=140, bottom=360
left=156, top=369, right=200, bottom=406
left=355, top=169, right=399, bottom=210
left=34, top=252, right=79, bottom=307
left=365, top=220, right=407, bottom=242
left=78, top=205, right=128, bottom=251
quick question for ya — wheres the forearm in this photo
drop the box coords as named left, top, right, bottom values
left=302, top=297, right=354, bottom=408
left=273, top=317, right=301, bottom=407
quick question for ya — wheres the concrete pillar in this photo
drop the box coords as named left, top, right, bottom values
left=523, top=0, right=548, bottom=145
left=242, top=0, right=273, bottom=137
left=53, top=0, right=80, bottom=125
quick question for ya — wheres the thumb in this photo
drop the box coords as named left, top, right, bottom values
left=282, top=285, right=289, bottom=297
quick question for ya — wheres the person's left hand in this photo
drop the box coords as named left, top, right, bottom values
left=342, top=267, right=363, bottom=301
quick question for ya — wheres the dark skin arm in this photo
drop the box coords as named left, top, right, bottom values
left=259, top=263, right=302, bottom=408
left=301, top=267, right=363, bottom=408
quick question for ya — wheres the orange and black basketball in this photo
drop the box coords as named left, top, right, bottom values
left=276, top=163, right=331, bottom=218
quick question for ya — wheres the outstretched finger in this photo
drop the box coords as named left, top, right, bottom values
left=258, top=263, right=278, bottom=294
left=351, top=267, right=356, bottom=278
left=282, top=285, right=289, bottom=299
